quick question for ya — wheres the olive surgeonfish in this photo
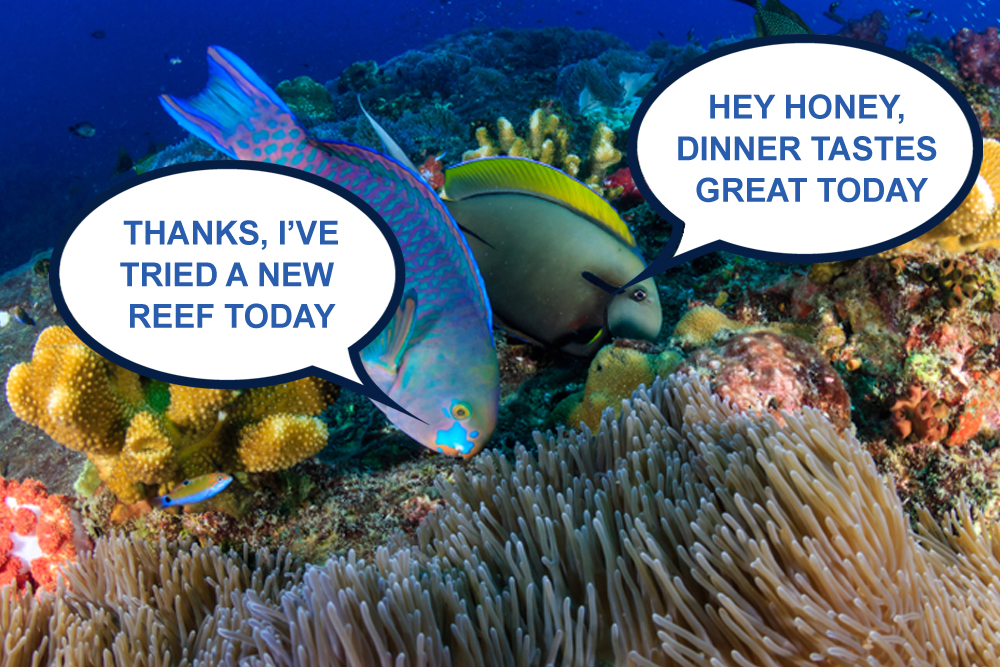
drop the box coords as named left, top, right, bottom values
left=358, top=103, right=661, bottom=356
left=731, top=0, right=812, bottom=36
left=442, top=157, right=662, bottom=356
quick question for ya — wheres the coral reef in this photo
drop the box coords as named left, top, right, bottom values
left=8, top=374, right=1000, bottom=665
left=905, top=38, right=1000, bottom=139
left=5, top=326, right=338, bottom=505
left=0, top=477, right=90, bottom=591
left=461, top=106, right=583, bottom=176
left=671, top=304, right=745, bottom=347
left=679, top=330, right=853, bottom=432
left=460, top=106, right=623, bottom=190
left=949, top=26, right=1000, bottom=87
left=917, top=138, right=1000, bottom=249
left=601, top=166, right=644, bottom=209
left=891, top=384, right=950, bottom=443
left=835, top=10, right=889, bottom=45
left=558, top=339, right=680, bottom=430
left=275, top=76, right=336, bottom=123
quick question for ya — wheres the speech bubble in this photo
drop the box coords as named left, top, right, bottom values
left=50, top=161, right=412, bottom=415
left=625, top=35, right=982, bottom=288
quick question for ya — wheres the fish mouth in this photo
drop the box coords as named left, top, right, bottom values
left=434, top=421, right=483, bottom=458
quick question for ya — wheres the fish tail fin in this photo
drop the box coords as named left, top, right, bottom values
left=159, top=46, right=300, bottom=158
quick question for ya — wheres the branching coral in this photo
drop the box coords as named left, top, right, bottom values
left=7, top=373, right=1000, bottom=665
left=462, top=107, right=581, bottom=174
left=5, top=326, right=338, bottom=505
left=462, top=107, right=622, bottom=188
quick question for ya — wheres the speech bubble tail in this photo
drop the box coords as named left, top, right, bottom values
left=314, top=349, right=428, bottom=424
left=621, top=225, right=721, bottom=290
left=353, top=383, right=427, bottom=424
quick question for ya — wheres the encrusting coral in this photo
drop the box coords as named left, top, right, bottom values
left=6, top=373, right=1000, bottom=666
left=275, top=76, right=336, bottom=122
left=561, top=339, right=680, bottom=430
left=5, top=326, right=338, bottom=505
left=917, top=138, right=1000, bottom=249
left=671, top=304, right=745, bottom=347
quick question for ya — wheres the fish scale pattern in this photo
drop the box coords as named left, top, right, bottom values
left=226, top=101, right=490, bottom=345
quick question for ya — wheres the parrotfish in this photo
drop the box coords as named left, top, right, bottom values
left=442, top=158, right=662, bottom=356
left=152, top=472, right=232, bottom=508
left=731, top=0, right=812, bottom=36
left=160, top=46, right=498, bottom=458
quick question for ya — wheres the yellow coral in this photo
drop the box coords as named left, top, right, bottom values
left=462, top=107, right=597, bottom=180
left=165, top=386, right=234, bottom=436
left=5, top=326, right=340, bottom=505
left=5, top=326, right=144, bottom=455
left=583, top=122, right=622, bottom=186
left=671, top=305, right=745, bottom=347
left=565, top=342, right=680, bottom=430
left=914, top=138, right=1000, bottom=250
left=238, top=414, right=328, bottom=472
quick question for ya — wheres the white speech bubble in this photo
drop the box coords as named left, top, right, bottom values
left=52, top=162, right=406, bottom=408
left=624, top=36, right=981, bottom=287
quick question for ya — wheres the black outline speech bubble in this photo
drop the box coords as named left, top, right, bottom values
left=50, top=160, right=419, bottom=419
left=624, top=35, right=983, bottom=289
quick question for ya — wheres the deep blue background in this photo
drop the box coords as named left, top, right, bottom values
left=1, top=0, right=996, bottom=273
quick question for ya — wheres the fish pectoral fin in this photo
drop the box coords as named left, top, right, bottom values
left=364, top=291, right=418, bottom=373
left=494, top=313, right=548, bottom=348
left=581, top=271, right=622, bottom=295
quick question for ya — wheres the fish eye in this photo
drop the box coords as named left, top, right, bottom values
left=451, top=402, right=472, bottom=421
left=631, top=288, right=647, bottom=302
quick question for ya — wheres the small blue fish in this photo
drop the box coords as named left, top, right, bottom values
left=11, top=306, right=35, bottom=327
left=152, top=472, right=233, bottom=508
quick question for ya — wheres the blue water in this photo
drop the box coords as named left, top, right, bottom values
left=1, top=0, right=997, bottom=274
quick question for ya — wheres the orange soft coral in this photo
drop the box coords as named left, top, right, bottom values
left=891, top=384, right=950, bottom=443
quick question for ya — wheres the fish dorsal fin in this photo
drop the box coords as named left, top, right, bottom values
left=357, top=96, right=420, bottom=174
left=365, top=291, right=418, bottom=372
left=443, top=157, right=636, bottom=248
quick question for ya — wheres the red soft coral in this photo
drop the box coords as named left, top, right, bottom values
left=836, top=10, right=889, bottom=45
left=0, top=477, right=91, bottom=592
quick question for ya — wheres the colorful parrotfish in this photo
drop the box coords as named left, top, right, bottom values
left=152, top=472, right=233, bottom=508
left=160, top=46, right=499, bottom=458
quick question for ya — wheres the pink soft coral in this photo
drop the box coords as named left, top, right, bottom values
left=949, top=27, right=1000, bottom=87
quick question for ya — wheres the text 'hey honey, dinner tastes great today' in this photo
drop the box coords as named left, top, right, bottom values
left=680, top=94, right=935, bottom=204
